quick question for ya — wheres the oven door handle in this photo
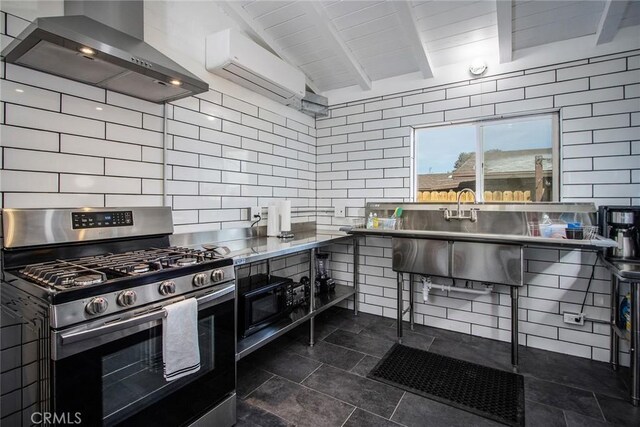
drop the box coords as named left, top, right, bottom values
left=59, top=284, right=235, bottom=346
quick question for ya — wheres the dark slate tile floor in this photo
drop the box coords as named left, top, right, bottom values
left=236, top=307, right=638, bottom=427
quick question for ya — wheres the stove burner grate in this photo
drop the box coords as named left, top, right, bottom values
left=18, top=246, right=227, bottom=291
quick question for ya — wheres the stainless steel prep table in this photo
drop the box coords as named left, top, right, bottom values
left=219, top=232, right=353, bottom=265
left=602, top=257, right=640, bottom=406
left=171, top=229, right=358, bottom=360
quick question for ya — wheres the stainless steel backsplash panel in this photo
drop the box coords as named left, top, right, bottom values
left=365, top=202, right=598, bottom=236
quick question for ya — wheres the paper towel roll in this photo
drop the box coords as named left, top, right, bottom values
left=267, top=204, right=280, bottom=237
left=279, top=200, right=291, bottom=232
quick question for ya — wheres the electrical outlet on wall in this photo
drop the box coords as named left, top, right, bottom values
left=334, top=202, right=345, bottom=218
left=563, top=312, right=585, bottom=326
left=250, top=206, right=261, bottom=220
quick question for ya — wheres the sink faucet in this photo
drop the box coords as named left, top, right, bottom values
left=441, top=188, right=479, bottom=222
left=457, top=188, right=476, bottom=214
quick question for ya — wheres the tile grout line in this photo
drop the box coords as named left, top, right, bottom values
left=592, top=391, right=608, bottom=422
left=322, top=338, right=386, bottom=359
left=526, top=372, right=624, bottom=399
left=243, top=371, right=342, bottom=427
left=357, top=407, right=408, bottom=427
left=241, top=373, right=275, bottom=400
left=525, top=384, right=615, bottom=423
left=299, top=363, right=324, bottom=384
left=278, top=340, right=365, bottom=369
left=243, top=397, right=298, bottom=427
left=321, top=325, right=399, bottom=357
left=389, top=391, right=406, bottom=421
left=425, top=336, right=436, bottom=351
left=349, top=353, right=368, bottom=373
left=275, top=373, right=359, bottom=413
left=297, top=334, right=372, bottom=368
left=339, top=407, right=357, bottom=427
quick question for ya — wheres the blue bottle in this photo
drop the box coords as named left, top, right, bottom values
left=620, top=294, right=631, bottom=331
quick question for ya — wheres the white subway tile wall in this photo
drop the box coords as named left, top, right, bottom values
left=1, top=8, right=639, bottom=417
left=317, top=50, right=640, bottom=366
left=0, top=12, right=316, bottom=234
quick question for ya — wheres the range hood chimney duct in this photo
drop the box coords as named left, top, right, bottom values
left=64, top=0, right=144, bottom=40
left=1, top=0, right=208, bottom=103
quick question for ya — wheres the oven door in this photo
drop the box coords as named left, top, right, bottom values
left=51, top=284, right=235, bottom=426
left=241, top=283, right=289, bottom=337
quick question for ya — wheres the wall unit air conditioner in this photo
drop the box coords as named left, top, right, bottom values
left=206, top=28, right=306, bottom=105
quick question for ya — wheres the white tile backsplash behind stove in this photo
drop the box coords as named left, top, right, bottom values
left=0, top=12, right=317, bottom=233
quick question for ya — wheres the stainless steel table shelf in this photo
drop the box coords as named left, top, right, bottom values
left=203, top=232, right=361, bottom=361
left=236, top=284, right=355, bottom=360
left=603, top=255, right=640, bottom=407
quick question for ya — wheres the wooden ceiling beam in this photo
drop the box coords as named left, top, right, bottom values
left=394, top=1, right=434, bottom=79
left=299, top=2, right=372, bottom=91
left=496, top=0, right=513, bottom=63
left=596, top=0, right=629, bottom=45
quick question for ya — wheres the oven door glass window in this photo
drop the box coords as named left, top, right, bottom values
left=53, top=299, right=234, bottom=426
left=102, top=316, right=214, bottom=424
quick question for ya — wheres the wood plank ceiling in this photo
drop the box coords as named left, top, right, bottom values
left=220, top=0, right=639, bottom=93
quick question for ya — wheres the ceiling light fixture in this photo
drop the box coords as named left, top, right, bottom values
left=79, top=47, right=95, bottom=55
left=170, top=79, right=182, bottom=86
left=14, top=88, right=24, bottom=93
left=95, top=107, right=103, bottom=111
left=207, top=116, right=215, bottom=121
left=469, top=60, right=487, bottom=76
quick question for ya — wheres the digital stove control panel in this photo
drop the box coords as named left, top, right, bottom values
left=72, top=211, right=133, bottom=229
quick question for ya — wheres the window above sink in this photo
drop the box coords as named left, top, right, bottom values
left=413, top=112, right=560, bottom=203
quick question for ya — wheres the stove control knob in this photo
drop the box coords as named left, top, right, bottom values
left=117, top=290, right=137, bottom=307
left=159, top=280, right=176, bottom=296
left=211, top=269, right=225, bottom=282
left=86, top=297, right=108, bottom=315
left=193, top=273, right=209, bottom=287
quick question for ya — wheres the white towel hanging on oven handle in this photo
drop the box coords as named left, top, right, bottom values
left=162, top=298, right=200, bottom=381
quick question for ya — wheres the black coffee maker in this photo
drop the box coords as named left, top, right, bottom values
left=600, top=206, right=640, bottom=260
left=315, top=253, right=335, bottom=294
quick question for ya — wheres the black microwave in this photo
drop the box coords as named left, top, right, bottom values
left=238, top=274, right=294, bottom=338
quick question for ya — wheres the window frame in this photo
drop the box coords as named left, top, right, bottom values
left=411, top=111, right=561, bottom=203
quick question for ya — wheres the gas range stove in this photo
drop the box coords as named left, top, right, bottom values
left=1, top=207, right=238, bottom=426
left=1, top=207, right=235, bottom=328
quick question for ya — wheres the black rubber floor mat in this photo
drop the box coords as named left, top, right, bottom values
left=368, top=344, right=524, bottom=426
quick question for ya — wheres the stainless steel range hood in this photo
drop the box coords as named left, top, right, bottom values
left=1, top=1, right=208, bottom=103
